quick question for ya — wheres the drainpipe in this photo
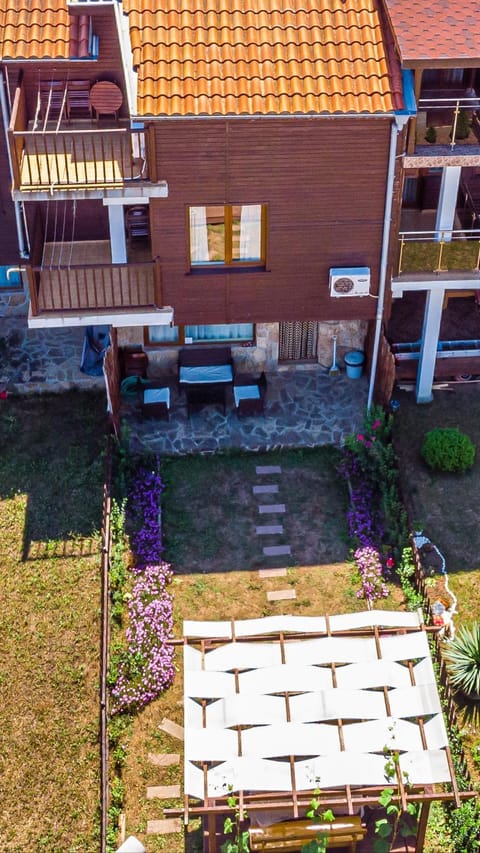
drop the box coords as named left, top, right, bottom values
left=366, top=113, right=409, bottom=410
left=0, top=67, right=29, bottom=258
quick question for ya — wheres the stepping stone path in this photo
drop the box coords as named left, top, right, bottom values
left=145, top=728, right=184, bottom=840
left=254, top=465, right=296, bottom=603
left=147, top=818, right=182, bottom=835
left=148, top=753, right=180, bottom=767
left=267, top=589, right=297, bottom=602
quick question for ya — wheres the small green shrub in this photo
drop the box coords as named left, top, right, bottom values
left=451, top=109, right=470, bottom=141
left=444, top=623, right=480, bottom=697
left=421, top=428, right=475, bottom=473
left=425, top=126, right=437, bottom=143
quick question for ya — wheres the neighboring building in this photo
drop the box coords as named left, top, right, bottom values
left=3, top=0, right=479, bottom=403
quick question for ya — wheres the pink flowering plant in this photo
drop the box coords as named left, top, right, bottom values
left=109, top=562, right=175, bottom=714
left=353, top=545, right=389, bottom=601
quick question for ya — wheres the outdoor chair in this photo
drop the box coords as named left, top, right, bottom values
left=66, top=80, right=92, bottom=121
left=137, top=379, right=170, bottom=420
left=125, top=205, right=150, bottom=245
left=233, top=371, right=267, bottom=417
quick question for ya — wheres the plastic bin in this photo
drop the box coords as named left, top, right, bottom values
left=344, top=350, right=365, bottom=379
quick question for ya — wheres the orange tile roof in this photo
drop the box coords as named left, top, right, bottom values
left=123, top=0, right=403, bottom=117
left=0, top=0, right=91, bottom=61
left=384, top=0, right=480, bottom=63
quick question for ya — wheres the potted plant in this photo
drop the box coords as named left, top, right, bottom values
left=444, top=623, right=480, bottom=700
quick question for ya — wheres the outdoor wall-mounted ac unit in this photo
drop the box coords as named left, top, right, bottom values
left=329, top=267, right=371, bottom=297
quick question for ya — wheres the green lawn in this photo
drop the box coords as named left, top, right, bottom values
left=0, top=391, right=107, bottom=852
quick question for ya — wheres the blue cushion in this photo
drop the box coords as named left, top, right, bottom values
left=234, top=385, right=260, bottom=406
left=143, top=387, right=170, bottom=407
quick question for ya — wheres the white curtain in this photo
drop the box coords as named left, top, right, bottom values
left=185, top=324, right=253, bottom=341
left=239, top=205, right=261, bottom=261
left=189, top=207, right=209, bottom=264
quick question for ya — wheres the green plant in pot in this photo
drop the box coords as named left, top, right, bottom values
left=444, top=623, right=480, bottom=700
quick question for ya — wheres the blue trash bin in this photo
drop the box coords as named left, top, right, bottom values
left=344, top=350, right=365, bottom=379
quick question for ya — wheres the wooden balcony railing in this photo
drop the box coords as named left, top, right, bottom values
left=8, top=77, right=157, bottom=191
left=8, top=127, right=153, bottom=191
left=26, top=258, right=162, bottom=317
left=397, top=229, right=480, bottom=275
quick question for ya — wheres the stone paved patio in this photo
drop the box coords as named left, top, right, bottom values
left=0, top=318, right=368, bottom=453
left=127, top=365, right=368, bottom=455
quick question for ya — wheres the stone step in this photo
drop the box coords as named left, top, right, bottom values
left=267, top=589, right=297, bottom=602
left=259, top=504, right=286, bottom=514
left=158, top=718, right=184, bottom=741
left=147, top=785, right=181, bottom=800
left=256, top=465, right=282, bottom=474
left=148, top=753, right=180, bottom=767
left=263, top=545, right=291, bottom=557
left=253, top=484, right=279, bottom=495
left=258, top=568, right=288, bottom=578
left=147, top=818, right=183, bottom=835
left=256, top=525, right=284, bottom=535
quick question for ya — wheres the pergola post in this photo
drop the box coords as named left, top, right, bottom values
left=415, top=798, right=431, bottom=853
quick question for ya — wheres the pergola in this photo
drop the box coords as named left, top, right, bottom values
left=179, top=610, right=472, bottom=852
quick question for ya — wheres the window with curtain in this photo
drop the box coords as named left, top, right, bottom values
left=146, top=324, right=254, bottom=346
left=188, top=205, right=265, bottom=267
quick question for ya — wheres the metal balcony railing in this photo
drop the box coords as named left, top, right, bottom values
left=397, top=229, right=480, bottom=275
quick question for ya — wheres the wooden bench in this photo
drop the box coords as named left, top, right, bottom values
left=249, top=816, right=366, bottom=853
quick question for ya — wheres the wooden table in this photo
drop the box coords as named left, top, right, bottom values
left=89, top=81, right=123, bottom=121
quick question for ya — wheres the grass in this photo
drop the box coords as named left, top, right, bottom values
left=0, top=391, right=108, bottom=852
left=161, top=447, right=349, bottom=573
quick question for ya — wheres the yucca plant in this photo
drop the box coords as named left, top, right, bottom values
left=444, top=623, right=480, bottom=698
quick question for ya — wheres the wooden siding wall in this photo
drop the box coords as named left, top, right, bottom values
left=4, top=6, right=128, bottom=120
left=151, top=117, right=392, bottom=325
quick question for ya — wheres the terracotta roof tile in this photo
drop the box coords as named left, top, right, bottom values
left=384, top=0, right=480, bottom=63
left=0, top=1, right=92, bottom=60
left=124, top=0, right=402, bottom=117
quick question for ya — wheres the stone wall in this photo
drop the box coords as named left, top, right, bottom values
left=316, top=320, right=368, bottom=368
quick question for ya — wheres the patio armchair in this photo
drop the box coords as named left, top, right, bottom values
left=233, top=371, right=267, bottom=417
left=137, top=379, right=170, bottom=420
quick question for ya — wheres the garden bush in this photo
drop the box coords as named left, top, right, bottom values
left=421, top=427, right=475, bottom=473
left=444, top=622, right=480, bottom=698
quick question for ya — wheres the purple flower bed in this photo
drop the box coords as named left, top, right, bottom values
left=110, top=465, right=175, bottom=715
left=128, top=468, right=165, bottom=568
left=111, top=563, right=175, bottom=714
left=339, top=414, right=392, bottom=604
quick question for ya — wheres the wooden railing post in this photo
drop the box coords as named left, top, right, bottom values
left=146, top=123, right=157, bottom=183
left=25, top=267, right=40, bottom=316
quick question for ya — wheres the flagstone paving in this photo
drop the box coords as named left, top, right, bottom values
left=259, top=504, right=286, bottom=514
left=256, top=524, right=284, bottom=535
left=267, top=589, right=297, bottom=601
left=147, top=753, right=180, bottom=767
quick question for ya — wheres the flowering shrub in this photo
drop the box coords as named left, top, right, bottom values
left=354, top=545, right=389, bottom=602
left=128, top=467, right=165, bottom=567
left=110, top=562, right=175, bottom=714
left=109, top=463, right=175, bottom=716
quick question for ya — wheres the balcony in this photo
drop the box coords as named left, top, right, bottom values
left=8, top=78, right=156, bottom=194
left=396, top=229, right=480, bottom=276
left=26, top=240, right=164, bottom=324
left=407, top=90, right=480, bottom=164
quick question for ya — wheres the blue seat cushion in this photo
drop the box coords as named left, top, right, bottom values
left=234, top=385, right=260, bottom=406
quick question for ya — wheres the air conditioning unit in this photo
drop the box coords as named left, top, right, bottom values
left=329, top=267, right=371, bottom=297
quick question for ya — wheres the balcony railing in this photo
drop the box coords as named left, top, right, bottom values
left=397, top=229, right=480, bottom=275
left=26, top=257, right=162, bottom=317
left=415, top=92, right=480, bottom=152
left=8, top=77, right=156, bottom=191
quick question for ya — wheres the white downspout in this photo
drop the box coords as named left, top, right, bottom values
left=367, top=114, right=408, bottom=410
left=0, top=67, right=29, bottom=258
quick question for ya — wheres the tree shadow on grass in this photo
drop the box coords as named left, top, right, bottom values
left=0, top=390, right=108, bottom=559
